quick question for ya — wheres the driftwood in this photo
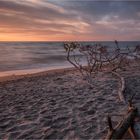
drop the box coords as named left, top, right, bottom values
left=105, top=98, right=139, bottom=140
left=111, top=71, right=125, bottom=103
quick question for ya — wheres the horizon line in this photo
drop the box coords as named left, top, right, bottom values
left=0, top=40, right=140, bottom=42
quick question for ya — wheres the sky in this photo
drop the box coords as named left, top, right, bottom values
left=0, top=0, right=140, bottom=41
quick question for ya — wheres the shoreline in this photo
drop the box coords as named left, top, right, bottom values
left=0, top=59, right=139, bottom=83
left=0, top=66, right=76, bottom=83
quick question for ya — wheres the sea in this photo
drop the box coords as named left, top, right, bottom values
left=0, top=41, right=139, bottom=77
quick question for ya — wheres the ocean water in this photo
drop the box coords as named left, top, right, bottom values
left=0, top=41, right=139, bottom=76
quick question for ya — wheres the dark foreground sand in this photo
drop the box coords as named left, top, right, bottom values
left=0, top=66, right=140, bottom=139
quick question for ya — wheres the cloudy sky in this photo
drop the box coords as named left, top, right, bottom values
left=0, top=0, right=140, bottom=41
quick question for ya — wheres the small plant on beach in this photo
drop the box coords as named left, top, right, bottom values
left=64, top=41, right=140, bottom=102
left=64, top=42, right=108, bottom=82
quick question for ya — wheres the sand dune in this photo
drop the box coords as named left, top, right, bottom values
left=0, top=66, right=140, bottom=139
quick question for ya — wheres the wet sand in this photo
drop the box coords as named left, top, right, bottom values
left=0, top=65, right=140, bottom=139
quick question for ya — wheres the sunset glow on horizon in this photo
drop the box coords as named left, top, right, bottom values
left=0, top=0, right=140, bottom=41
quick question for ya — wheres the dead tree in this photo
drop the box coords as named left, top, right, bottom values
left=64, top=42, right=107, bottom=83
left=64, top=41, right=139, bottom=101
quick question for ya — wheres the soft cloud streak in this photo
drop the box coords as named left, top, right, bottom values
left=0, top=0, right=139, bottom=41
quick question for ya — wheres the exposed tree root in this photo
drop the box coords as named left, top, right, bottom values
left=111, top=71, right=125, bottom=103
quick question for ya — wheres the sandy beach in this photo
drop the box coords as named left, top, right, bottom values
left=0, top=65, right=140, bottom=139
left=0, top=0, right=139, bottom=139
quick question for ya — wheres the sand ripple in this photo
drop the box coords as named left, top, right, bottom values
left=0, top=68, right=140, bottom=139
